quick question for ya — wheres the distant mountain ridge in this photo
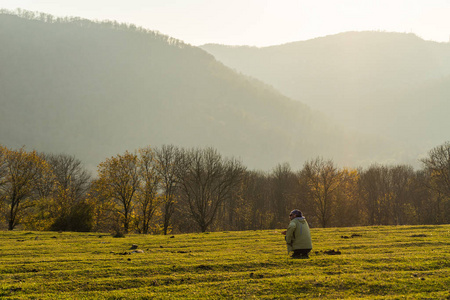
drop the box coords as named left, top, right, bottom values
left=0, top=12, right=416, bottom=171
left=201, top=32, right=450, bottom=152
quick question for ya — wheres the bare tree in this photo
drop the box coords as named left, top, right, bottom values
left=237, top=170, right=273, bottom=230
left=359, top=164, right=392, bottom=225
left=39, top=153, right=93, bottom=231
left=154, top=145, right=183, bottom=235
left=0, top=146, right=8, bottom=227
left=44, top=154, right=91, bottom=203
left=420, top=141, right=450, bottom=224
left=389, top=165, right=414, bottom=225
left=0, top=146, right=7, bottom=198
left=409, top=170, right=434, bottom=224
left=136, top=147, right=160, bottom=234
left=421, top=141, right=450, bottom=196
left=176, top=148, right=245, bottom=232
left=269, top=163, right=299, bottom=228
left=301, top=157, right=340, bottom=228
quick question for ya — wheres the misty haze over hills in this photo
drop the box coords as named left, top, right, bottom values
left=201, top=32, right=450, bottom=153
left=0, top=12, right=438, bottom=171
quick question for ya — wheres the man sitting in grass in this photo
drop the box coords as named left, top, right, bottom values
left=282, top=209, right=312, bottom=259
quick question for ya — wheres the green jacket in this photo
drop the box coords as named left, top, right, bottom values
left=285, top=217, right=312, bottom=252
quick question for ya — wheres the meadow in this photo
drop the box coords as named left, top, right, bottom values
left=0, top=225, right=449, bottom=299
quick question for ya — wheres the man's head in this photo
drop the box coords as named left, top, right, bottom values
left=289, top=209, right=302, bottom=219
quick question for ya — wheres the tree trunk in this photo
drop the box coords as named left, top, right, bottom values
left=8, top=202, right=17, bottom=230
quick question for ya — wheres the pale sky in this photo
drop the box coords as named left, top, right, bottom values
left=1, top=0, right=449, bottom=46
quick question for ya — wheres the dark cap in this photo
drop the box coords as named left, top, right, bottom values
left=290, top=209, right=302, bottom=217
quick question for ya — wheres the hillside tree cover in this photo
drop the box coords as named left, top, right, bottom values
left=201, top=33, right=450, bottom=159
left=0, top=10, right=402, bottom=172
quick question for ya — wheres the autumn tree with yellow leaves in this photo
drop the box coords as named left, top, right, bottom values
left=96, top=151, right=140, bottom=234
left=94, top=148, right=162, bottom=234
left=333, top=168, right=362, bottom=227
left=88, top=178, right=117, bottom=232
left=0, top=146, right=52, bottom=230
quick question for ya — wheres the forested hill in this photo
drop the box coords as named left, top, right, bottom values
left=1, top=12, right=402, bottom=171
left=201, top=32, right=450, bottom=152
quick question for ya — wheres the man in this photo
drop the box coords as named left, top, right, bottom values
left=282, top=209, right=312, bottom=259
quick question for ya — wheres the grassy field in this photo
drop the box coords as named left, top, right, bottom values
left=0, top=225, right=449, bottom=299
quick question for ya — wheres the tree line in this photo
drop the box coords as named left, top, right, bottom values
left=1, top=142, right=449, bottom=234
left=0, top=8, right=187, bottom=48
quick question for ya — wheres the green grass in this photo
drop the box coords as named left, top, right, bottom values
left=1, top=225, right=449, bottom=299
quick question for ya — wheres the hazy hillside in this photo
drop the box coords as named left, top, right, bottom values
left=0, top=12, right=409, bottom=171
left=201, top=32, right=450, bottom=151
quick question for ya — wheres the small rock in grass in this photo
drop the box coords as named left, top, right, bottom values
left=196, top=264, right=212, bottom=270
left=130, top=244, right=138, bottom=250
left=314, top=282, right=323, bottom=287
left=324, top=249, right=341, bottom=255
